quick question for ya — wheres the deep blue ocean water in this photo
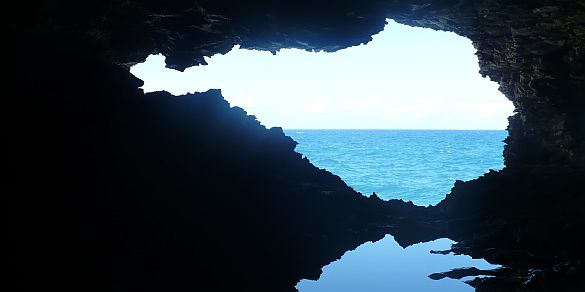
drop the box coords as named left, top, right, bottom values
left=284, top=130, right=507, bottom=206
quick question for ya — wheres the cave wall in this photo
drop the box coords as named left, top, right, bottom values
left=8, top=38, right=402, bottom=290
left=8, top=0, right=585, bottom=291
left=30, top=0, right=581, bottom=168
left=384, top=1, right=585, bottom=168
left=17, top=1, right=584, bottom=168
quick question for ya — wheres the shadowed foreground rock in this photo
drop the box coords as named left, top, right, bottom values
left=8, top=43, right=434, bottom=290
left=434, top=167, right=585, bottom=290
left=7, top=0, right=585, bottom=291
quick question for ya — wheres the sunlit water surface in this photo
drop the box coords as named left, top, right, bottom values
left=285, top=129, right=506, bottom=206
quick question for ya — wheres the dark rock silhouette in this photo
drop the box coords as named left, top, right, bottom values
left=7, top=0, right=585, bottom=291
left=428, top=267, right=502, bottom=280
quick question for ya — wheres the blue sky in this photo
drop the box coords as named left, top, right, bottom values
left=130, top=19, right=514, bottom=130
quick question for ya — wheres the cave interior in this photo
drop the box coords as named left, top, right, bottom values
left=8, top=0, right=585, bottom=291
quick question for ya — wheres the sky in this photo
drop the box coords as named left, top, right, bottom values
left=130, top=19, right=515, bottom=130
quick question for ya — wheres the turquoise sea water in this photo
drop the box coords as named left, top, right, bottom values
left=284, top=130, right=507, bottom=206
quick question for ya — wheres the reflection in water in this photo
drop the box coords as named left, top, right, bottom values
left=297, top=235, right=499, bottom=292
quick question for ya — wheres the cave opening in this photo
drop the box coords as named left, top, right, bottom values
left=131, top=19, right=515, bottom=206
left=18, top=1, right=584, bottom=291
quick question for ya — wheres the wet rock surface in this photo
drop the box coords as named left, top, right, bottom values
left=8, top=0, right=585, bottom=291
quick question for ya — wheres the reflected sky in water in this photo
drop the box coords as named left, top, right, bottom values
left=297, top=235, right=499, bottom=292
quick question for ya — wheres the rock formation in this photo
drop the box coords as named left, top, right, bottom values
left=8, top=0, right=584, bottom=291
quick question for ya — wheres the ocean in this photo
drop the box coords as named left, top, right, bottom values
left=284, top=130, right=507, bottom=206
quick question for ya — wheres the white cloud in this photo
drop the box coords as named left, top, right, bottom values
left=303, top=98, right=331, bottom=114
